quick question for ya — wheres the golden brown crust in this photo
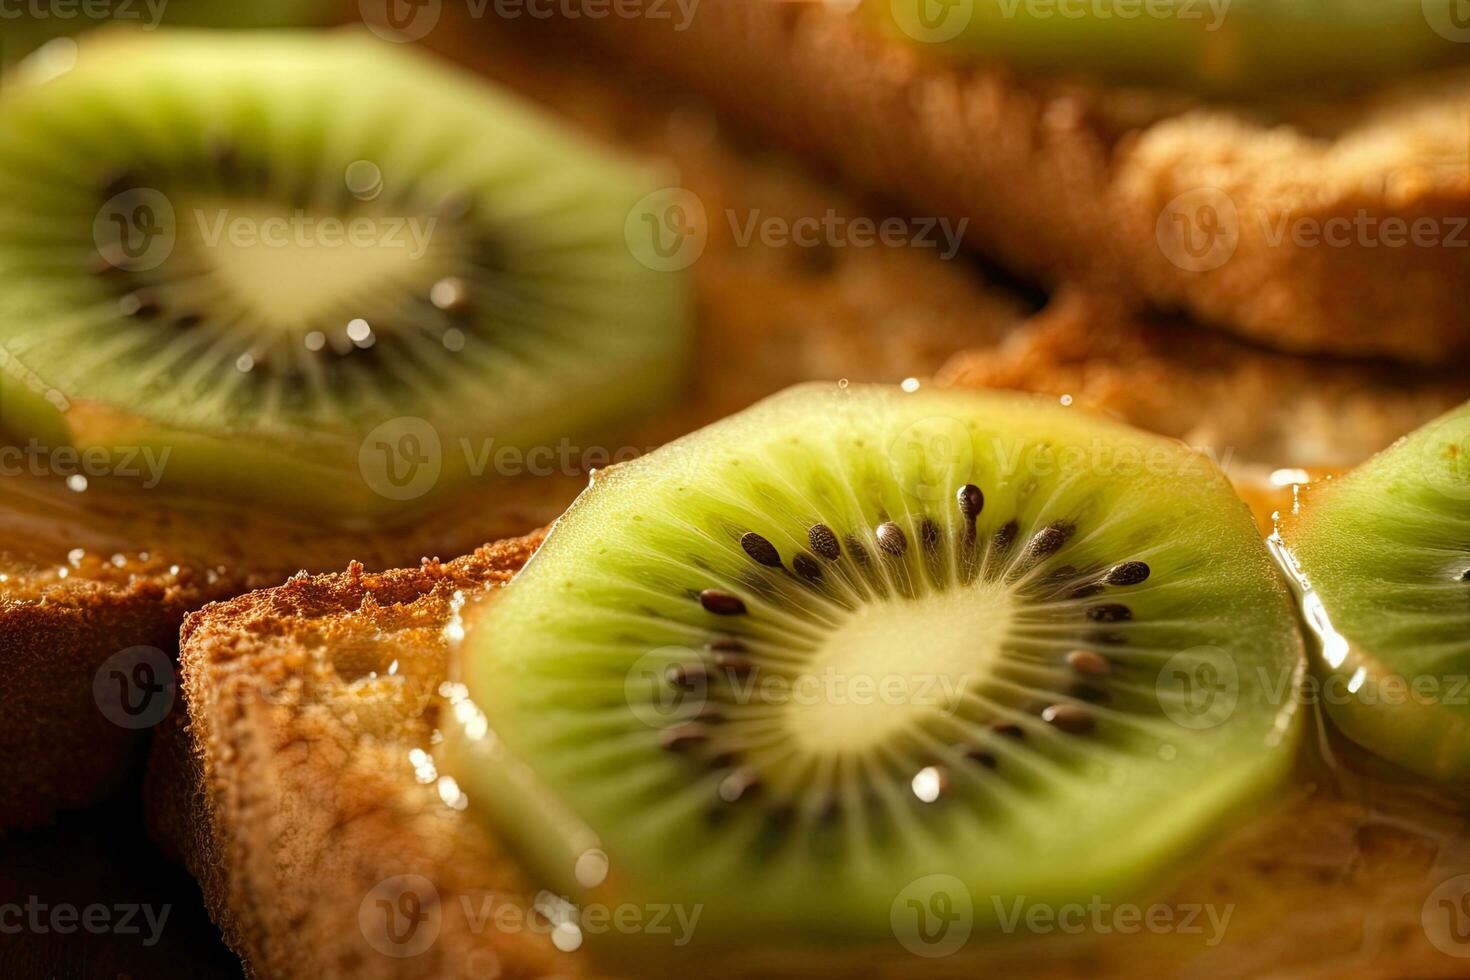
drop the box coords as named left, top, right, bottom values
left=569, top=1, right=1470, bottom=363
left=150, top=534, right=586, bottom=980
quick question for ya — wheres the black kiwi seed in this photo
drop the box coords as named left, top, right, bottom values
left=708, top=636, right=747, bottom=653
left=1042, top=704, right=1096, bottom=735
left=1104, top=561, right=1151, bottom=586
left=659, top=723, right=710, bottom=752
left=844, top=535, right=871, bottom=566
left=714, top=652, right=756, bottom=677
left=665, top=664, right=709, bottom=690
left=993, top=722, right=1025, bottom=740
left=699, top=589, right=747, bottom=615
left=119, top=291, right=161, bottom=319
left=1066, top=582, right=1104, bottom=600
left=993, top=519, right=1020, bottom=554
left=808, top=524, right=841, bottom=561
left=876, top=522, right=908, bottom=557
left=957, top=484, right=984, bottom=523
left=718, top=768, right=763, bottom=804
left=959, top=745, right=997, bottom=769
left=919, top=518, right=942, bottom=552
left=172, top=312, right=203, bottom=330
left=1460, top=568, right=1470, bottom=582
left=792, top=553, right=823, bottom=581
left=740, top=532, right=783, bottom=568
left=1087, top=603, right=1133, bottom=623
left=1024, top=520, right=1077, bottom=562
left=1066, top=649, right=1112, bottom=677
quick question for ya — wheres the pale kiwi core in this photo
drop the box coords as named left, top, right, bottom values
left=788, top=585, right=1013, bottom=756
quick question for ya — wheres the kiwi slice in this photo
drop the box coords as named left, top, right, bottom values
left=1275, top=402, right=1470, bottom=782
left=447, top=382, right=1303, bottom=957
left=874, top=0, right=1470, bottom=94
left=0, top=31, right=689, bottom=521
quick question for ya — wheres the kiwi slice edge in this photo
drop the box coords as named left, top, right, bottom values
left=1277, top=400, right=1470, bottom=782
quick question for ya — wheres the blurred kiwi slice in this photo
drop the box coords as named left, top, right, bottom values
left=446, top=382, right=1303, bottom=959
left=1276, top=402, right=1470, bottom=782
left=874, top=0, right=1470, bottom=95
left=0, top=31, right=690, bottom=522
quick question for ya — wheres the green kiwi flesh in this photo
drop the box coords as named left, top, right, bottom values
left=875, top=0, right=1470, bottom=95
left=447, top=382, right=1303, bottom=958
left=1276, top=402, right=1470, bottom=782
left=0, top=31, right=690, bottom=521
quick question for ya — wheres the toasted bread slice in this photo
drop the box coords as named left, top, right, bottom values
left=941, top=287, right=1470, bottom=469
left=566, top=1, right=1470, bottom=363
left=152, top=528, right=1470, bottom=979
left=0, top=17, right=1025, bottom=829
